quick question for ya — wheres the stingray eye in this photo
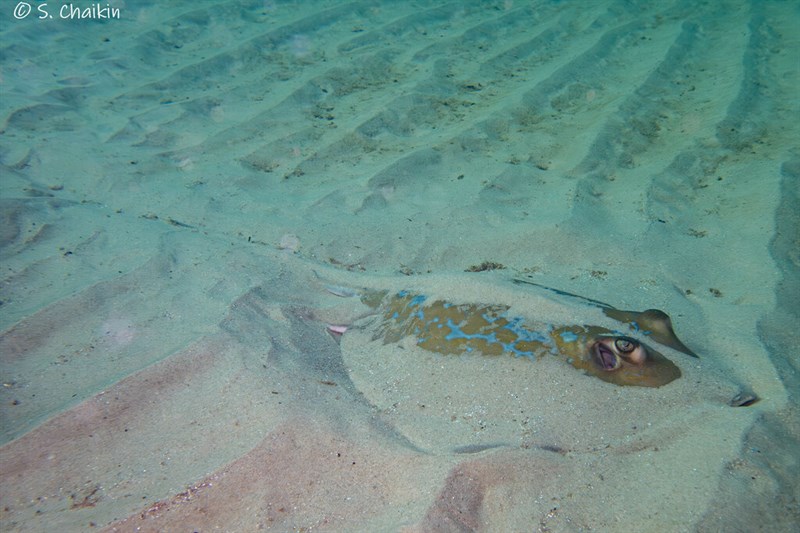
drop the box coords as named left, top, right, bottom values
left=615, top=338, right=637, bottom=353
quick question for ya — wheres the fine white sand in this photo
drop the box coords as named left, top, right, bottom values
left=1, top=1, right=798, bottom=531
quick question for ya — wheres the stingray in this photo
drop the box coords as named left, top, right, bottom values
left=318, top=272, right=698, bottom=388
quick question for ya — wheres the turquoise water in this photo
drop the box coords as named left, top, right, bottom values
left=1, top=1, right=798, bottom=530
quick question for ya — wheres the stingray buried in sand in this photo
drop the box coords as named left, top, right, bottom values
left=333, top=278, right=698, bottom=388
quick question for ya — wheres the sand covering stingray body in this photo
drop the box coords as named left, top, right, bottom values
left=347, top=280, right=697, bottom=388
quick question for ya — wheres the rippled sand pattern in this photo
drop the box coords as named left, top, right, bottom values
left=1, top=1, right=798, bottom=531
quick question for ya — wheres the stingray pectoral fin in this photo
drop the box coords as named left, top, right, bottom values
left=359, top=289, right=389, bottom=309
left=602, top=308, right=698, bottom=358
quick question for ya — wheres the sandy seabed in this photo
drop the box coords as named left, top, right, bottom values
left=1, top=1, right=798, bottom=531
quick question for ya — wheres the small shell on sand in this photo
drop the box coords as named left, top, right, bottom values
left=278, top=233, right=301, bottom=252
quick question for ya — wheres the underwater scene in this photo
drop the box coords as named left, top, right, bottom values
left=1, top=1, right=798, bottom=531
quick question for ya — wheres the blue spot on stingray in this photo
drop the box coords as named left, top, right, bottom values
left=444, top=319, right=497, bottom=344
left=410, top=294, right=427, bottom=306
left=502, top=317, right=551, bottom=344
left=560, top=331, right=579, bottom=343
left=504, top=342, right=535, bottom=357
